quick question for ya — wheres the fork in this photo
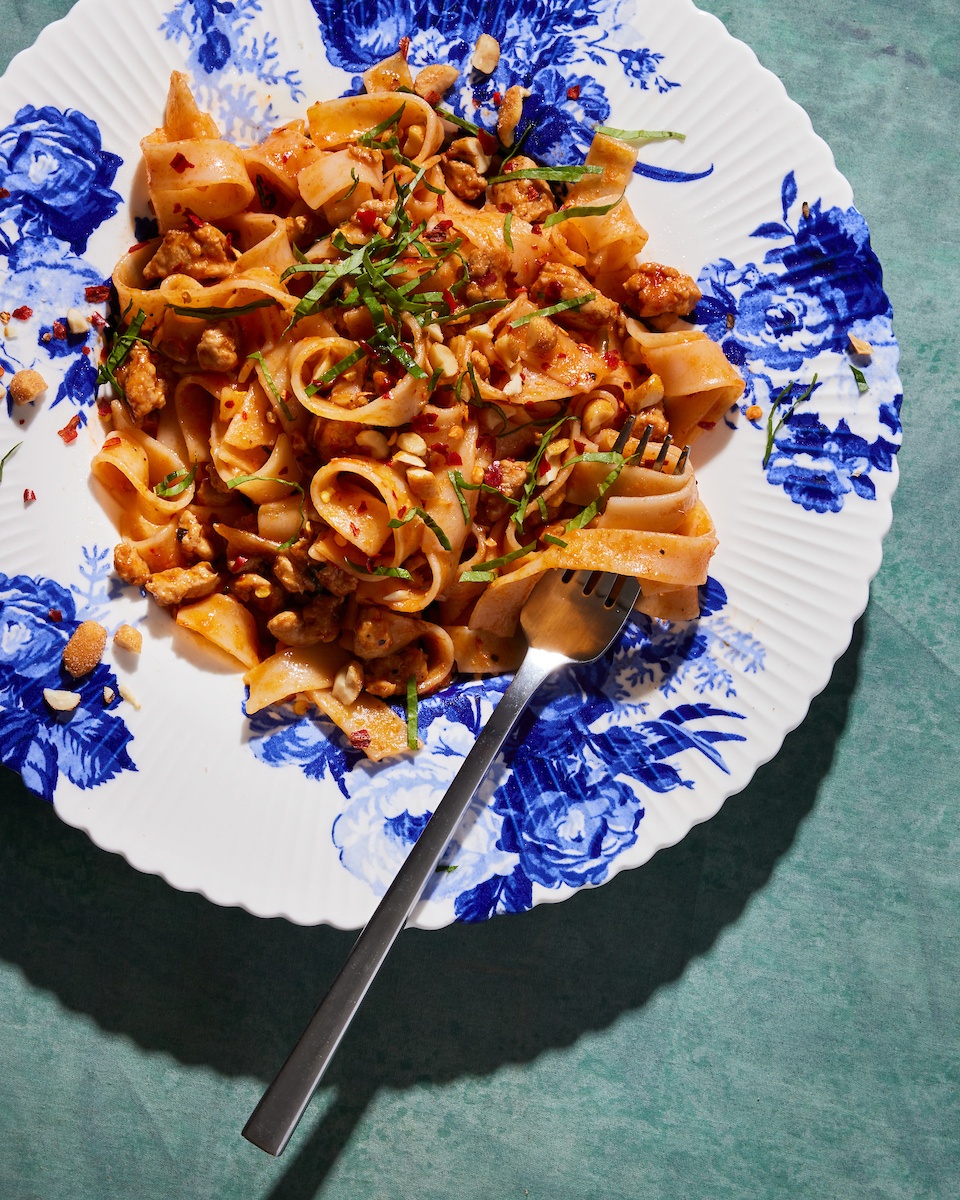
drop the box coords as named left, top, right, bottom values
left=243, top=421, right=681, bottom=1156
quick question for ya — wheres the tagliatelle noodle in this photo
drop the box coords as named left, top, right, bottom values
left=92, top=65, right=744, bottom=759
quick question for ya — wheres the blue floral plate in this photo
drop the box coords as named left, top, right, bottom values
left=0, top=0, right=901, bottom=927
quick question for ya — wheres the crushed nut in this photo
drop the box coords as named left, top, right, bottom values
left=62, top=620, right=108, bottom=678
left=414, top=63, right=459, bottom=99
left=396, top=431, right=427, bottom=456
left=118, top=684, right=141, bottom=709
left=43, top=688, right=82, bottom=712
left=848, top=333, right=873, bottom=360
left=355, top=429, right=390, bottom=459
left=9, top=369, right=48, bottom=406
left=66, top=307, right=90, bottom=335
left=472, top=33, right=500, bottom=75
left=113, top=623, right=143, bottom=654
left=102, top=686, right=116, bottom=705
left=331, top=660, right=364, bottom=706
left=496, top=85, right=530, bottom=147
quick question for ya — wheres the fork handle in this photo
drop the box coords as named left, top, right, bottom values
left=242, top=645, right=564, bottom=1156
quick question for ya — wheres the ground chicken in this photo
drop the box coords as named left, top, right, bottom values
left=623, top=263, right=702, bottom=319
left=441, top=158, right=488, bottom=202
left=267, top=594, right=343, bottom=646
left=313, top=562, right=358, bottom=597
left=196, top=322, right=240, bottom=372
left=463, top=247, right=509, bottom=306
left=311, top=417, right=363, bottom=461
left=114, top=541, right=151, bottom=587
left=531, top=262, right=620, bottom=332
left=145, top=562, right=220, bottom=607
left=229, top=572, right=285, bottom=614
left=477, top=458, right=528, bottom=525
left=488, top=156, right=556, bottom=224
left=142, top=223, right=235, bottom=282
left=273, top=542, right=316, bottom=595
left=176, top=510, right=217, bottom=562
left=363, top=645, right=428, bottom=697
left=352, top=606, right=424, bottom=660
left=116, top=341, right=171, bottom=424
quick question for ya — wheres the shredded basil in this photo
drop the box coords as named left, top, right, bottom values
left=247, top=350, right=293, bottom=420
left=305, top=346, right=367, bottom=393
left=153, top=461, right=197, bottom=498
left=543, top=192, right=625, bottom=228
left=0, top=442, right=22, bottom=484
left=459, top=541, right=537, bottom=582
left=509, top=294, right=595, bottom=328
left=368, top=564, right=413, bottom=580
left=851, top=365, right=869, bottom=393
left=405, top=675, right=419, bottom=749
left=594, top=124, right=686, bottom=143
left=171, top=298, right=277, bottom=320
left=502, top=122, right=534, bottom=164
left=487, top=165, right=604, bottom=185
left=388, top=506, right=452, bottom=551
left=503, top=212, right=514, bottom=250
left=763, top=375, right=818, bottom=467
left=226, top=473, right=306, bottom=549
left=543, top=533, right=568, bottom=548
left=97, top=306, right=149, bottom=396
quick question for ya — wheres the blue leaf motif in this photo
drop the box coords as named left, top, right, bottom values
left=750, top=222, right=792, bottom=239
left=781, top=170, right=798, bottom=221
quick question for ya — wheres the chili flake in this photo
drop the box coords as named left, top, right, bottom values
left=53, top=319, right=67, bottom=340
left=57, top=414, right=82, bottom=444
left=12, top=305, right=33, bottom=320
left=48, top=608, right=63, bottom=622
left=85, top=284, right=111, bottom=303
left=170, top=152, right=194, bottom=173
left=23, top=488, right=36, bottom=503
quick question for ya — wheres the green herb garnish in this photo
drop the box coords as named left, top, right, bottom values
left=226, top=473, right=306, bottom=549
left=594, top=124, right=686, bottom=143
left=487, top=165, right=604, bottom=185
left=388, top=506, right=452, bottom=551
left=763, top=375, right=818, bottom=467
left=305, top=346, right=367, bottom=393
left=153, top=461, right=197, bottom=498
left=851, top=365, right=869, bottom=393
left=459, top=541, right=537, bottom=582
left=0, top=441, right=22, bottom=484
left=405, top=675, right=419, bottom=749
left=543, top=192, right=625, bottom=228
left=171, top=298, right=278, bottom=320
left=509, top=294, right=595, bottom=327
left=247, top=350, right=293, bottom=420
left=97, top=306, right=149, bottom=396
left=543, top=533, right=568, bottom=548
left=367, top=564, right=414, bottom=580
left=503, top=212, right=514, bottom=250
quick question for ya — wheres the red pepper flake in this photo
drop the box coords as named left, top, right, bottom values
left=441, top=287, right=459, bottom=313
left=411, top=413, right=437, bottom=432
left=497, top=202, right=513, bottom=214
left=85, top=284, right=111, bottom=303
left=349, top=729, right=372, bottom=750
left=397, top=505, right=409, bottom=518
left=527, top=185, right=541, bottom=202
left=566, top=85, right=581, bottom=100
left=477, top=128, right=497, bottom=155
left=0, top=187, right=9, bottom=199
left=48, top=608, right=63, bottom=622
left=349, top=521, right=360, bottom=537
left=436, top=192, right=445, bottom=212
left=698, top=420, right=716, bottom=430
left=603, top=351, right=620, bottom=369
left=89, top=311, right=107, bottom=329
left=447, top=451, right=462, bottom=466
left=23, top=488, right=36, bottom=503
left=425, top=89, right=442, bottom=107
left=97, top=400, right=112, bottom=418
left=172, top=204, right=182, bottom=215
left=228, top=555, right=249, bottom=573
left=493, top=90, right=502, bottom=107
left=102, top=436, right=122, bottom=449
left=556, top=352, right=567, bottom=359
left=398, top=35, right=410, bottom=60
left=483, top=461, right=503, bottom=489
left=57, top=414, right=82, bottom=444
left=12, top=305, right=33, bottom=320
left=127, top=239, right=152, bottom=253
left=531, top=222, right=543, bottom=236
left=574, top=439, right=586, bottom=453
left=358, top=501, right=368, bottom=513
left=53, top=319, right=67, bottom=340
left=81, top=345, right=91, bottom=355
left=185, top=210, right=204, bottom=230
left=170, top=152, right=194, bottom=174
left=357, top=207, right=380, bottom=233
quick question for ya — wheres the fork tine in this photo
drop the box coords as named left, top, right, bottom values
left=674, top=444, right=690, bottom=475
left=653, top=433, right=674, bottom=471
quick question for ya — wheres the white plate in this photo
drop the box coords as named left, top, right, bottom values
left=0, top=0, right=901, bottom=928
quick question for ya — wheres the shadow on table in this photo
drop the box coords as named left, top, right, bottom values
left=0, top=617, right=864, bottom=1198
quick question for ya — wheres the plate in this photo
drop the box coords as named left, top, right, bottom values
left=0, top=0, right=901, bottom=928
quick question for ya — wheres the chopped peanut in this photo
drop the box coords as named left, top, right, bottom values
left=9, top=369, right=48, bottom=406
left=62, top=620, right=108, bottom=678
left=414, top=63, right=459, bottom=99
left=496, top=86, right=530, bottom=147
left=113, top=623, right=143, bottom=654
left=472, top=34, right=500, bottom=74
left=44, top=688, right=82, bottom=712
left=848, top=333, right=873, bottom=359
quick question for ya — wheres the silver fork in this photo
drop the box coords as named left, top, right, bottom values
left=243, top=421, right=678, bottom=1156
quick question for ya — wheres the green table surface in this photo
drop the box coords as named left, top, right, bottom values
left=1, top=2, right=957, bottom=1197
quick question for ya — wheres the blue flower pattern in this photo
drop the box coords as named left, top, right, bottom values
left=0, top=551, right=137, bottom=802
left=696, top=171, right=902, bottom=512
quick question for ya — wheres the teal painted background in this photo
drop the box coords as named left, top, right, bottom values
left=1, top=2, right=957, bottom=1197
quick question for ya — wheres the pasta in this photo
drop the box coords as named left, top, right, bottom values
left=92, top=60, right=743, bottom=759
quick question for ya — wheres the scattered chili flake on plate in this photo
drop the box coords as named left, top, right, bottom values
left=11, top=305, right=33, bottom=320
left=57, top=414, right=82, bottom=444
left=84, top=284, right=111, bottom=303
left=23, top=488, right=36, bottom=503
